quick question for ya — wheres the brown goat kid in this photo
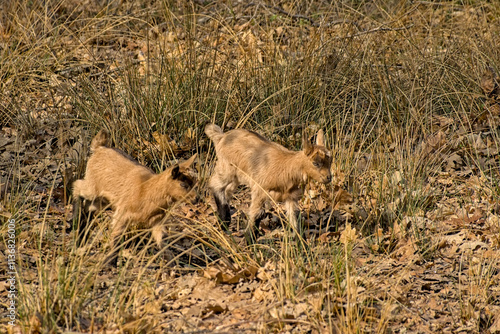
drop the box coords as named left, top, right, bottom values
left=205, top=124, right=332, bottom=240
left=73, top=130, right=198, bottom=265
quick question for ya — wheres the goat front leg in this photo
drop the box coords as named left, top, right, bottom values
left=149, top=215, right=166, bottom=249
left=245, top=190, right=266, bottom=243
left=71, top=180, right=97, bottom=245
left=285, top=200, right=301, bottom=235
left=105, top=212, right=127, bottom=267
left=72, top=196, right=87, bottom=243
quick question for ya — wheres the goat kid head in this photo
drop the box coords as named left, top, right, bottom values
left=167, top=153, right=199, bottom=204
left=302, top=129, right=332, bottom=184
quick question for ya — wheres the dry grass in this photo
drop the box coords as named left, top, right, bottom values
left=2, top=0, right=500, bottom=333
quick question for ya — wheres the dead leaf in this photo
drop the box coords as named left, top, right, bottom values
left=203, top=300, right=228, bottom=315
left=448, top=213, right=484, bottom=227
left=340, top=224, right=357, bottom=245
left=308, top=294, right=324, bottom=313
left=183, top=127, right=196, bottom=144
left=318, top=231, right=340, bottom=243
left=481, top=67, right=498, bottom=97
left=445, top=152, right=462, bottom=171
left=253, top=285, right=274, bottom=302
left=152, top=131, right=180, bottom=153
left=458, top=241, right=488, bottom=252
left=332, top=186, right=353, bottom=210
left=203, top=263, right=258, bottom=284
left=422, top=130, right=447, bottom=155
left=488, top=309, right=500, bottom=333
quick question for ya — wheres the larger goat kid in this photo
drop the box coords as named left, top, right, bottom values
left=205, top=124, right=332, bottom=240
left=73, top=130, right=198, bottom=265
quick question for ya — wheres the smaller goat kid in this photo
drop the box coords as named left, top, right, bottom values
left=205, top=124, right=332, bottom=240
left=73, top=130, right=198, bottom=265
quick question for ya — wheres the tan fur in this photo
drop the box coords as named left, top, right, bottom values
left=73, top=130, right=198, bottom=264
left=205, top=124, right=332, bottom=238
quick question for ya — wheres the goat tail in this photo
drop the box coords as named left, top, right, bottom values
left=90, top=130, right=110, bottom=151
left=204, top=123, right=224, bottom=144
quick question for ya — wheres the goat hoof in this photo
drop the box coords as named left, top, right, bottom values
left=244, top=228, right=262, bottom=244
left=219, top=222, right=231, bottom=232
left=104, top=255, right=118, bottom=267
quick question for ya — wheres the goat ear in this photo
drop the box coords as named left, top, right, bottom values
left=171, top=165, right=180, bottom=179
left=316, top=129, right=325, bottom=146
left=302, top=132, right=313, bottom=155
left=180, top=153, right=197, bottom=168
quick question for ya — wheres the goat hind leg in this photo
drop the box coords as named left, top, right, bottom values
left=210, top=177, right=232, bottom=230
left=104, top=213, right=127, bottom=267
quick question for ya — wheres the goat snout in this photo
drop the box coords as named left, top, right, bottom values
left=317, top=170, right=332, bottom=184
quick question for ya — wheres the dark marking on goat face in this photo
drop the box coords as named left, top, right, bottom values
left=171, top=165, right=180, bottom=179
left=307, top=147, right=332, bottom=183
